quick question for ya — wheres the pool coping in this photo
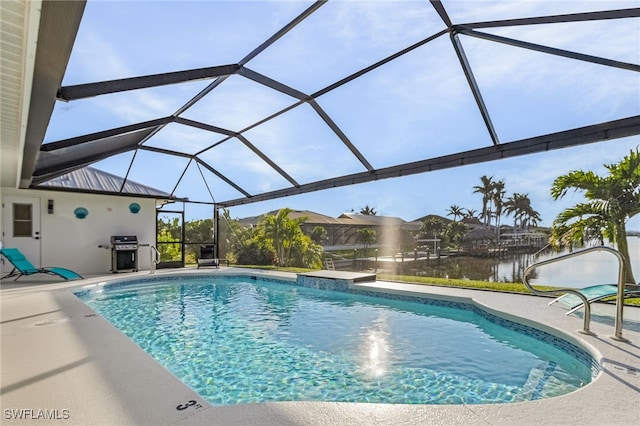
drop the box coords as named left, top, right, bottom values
left=298, top=270, right=377, bottom=283
left=2, top=267, right=639, bottom=425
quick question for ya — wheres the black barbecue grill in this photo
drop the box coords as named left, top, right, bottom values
left=110, top=235, right=138, bottom=272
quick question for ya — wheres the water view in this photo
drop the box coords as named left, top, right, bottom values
left=378, top=238, right=640, bottom=288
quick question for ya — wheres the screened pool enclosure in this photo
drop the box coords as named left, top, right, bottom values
left=8, top=0, right=637, bottom=209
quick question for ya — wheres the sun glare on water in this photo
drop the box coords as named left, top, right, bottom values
left=359, top=316, right=392, bottom=379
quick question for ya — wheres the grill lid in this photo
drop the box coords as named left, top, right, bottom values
left=111, top=235, right=138, bottom=244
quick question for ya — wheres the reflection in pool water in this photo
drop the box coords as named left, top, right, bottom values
left=76, top=275, right=597, bottom=406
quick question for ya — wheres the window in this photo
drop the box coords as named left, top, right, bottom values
left=13, top=203, right=32, bottom=237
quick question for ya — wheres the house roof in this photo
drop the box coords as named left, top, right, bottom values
left=239, top=209, right=422, bottom=230
left=289, top=210, right=346, bottom=225
left=339, top=213, right=407, bottom=226
left=35, top=166, right=173, bottom=199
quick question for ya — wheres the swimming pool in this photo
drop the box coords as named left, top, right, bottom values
left=75, top=274, right=598, bottom=406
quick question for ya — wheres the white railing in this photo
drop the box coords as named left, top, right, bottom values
left=150, top=246, right=160, bottom=275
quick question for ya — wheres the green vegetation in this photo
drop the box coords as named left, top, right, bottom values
left=356, top=227, right=376, bottom=255
left=419, top=216, right=468, bottom=249
left=551, top=147, right=640, bottom=284
left=224, top=208, right=323, bottom=269
left=157, top=216, right=219, bottom=264
left=156, top=216, right=182, bottom=262
left=310, top=226, right=328, bottom=245
left=379, top=274, right=555, bottom=293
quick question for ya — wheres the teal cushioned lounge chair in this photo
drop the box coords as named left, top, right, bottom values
left=0, top=248, right=83, bottom=281
left=548, top=283, right=640, bottom=315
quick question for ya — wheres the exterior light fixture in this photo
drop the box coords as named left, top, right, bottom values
left=74, top=207, right=88, bottom=219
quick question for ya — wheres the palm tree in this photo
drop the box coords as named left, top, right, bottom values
left=490, top=179, right=506, bottom=241
left=504, top=193, right=534, bottom=230
left=464, top=208, right=478, bottom=220
left=550, top=148, right=640, bottom=284
left=446, top=205, right=464, bottom=222
left=504, top=193, right=522, bottom=229
left=473, top=176, right=506, bottom=230
left=260, top=208, right=307, bottom=267
left=492, top=179, right=506, bottom=230
left=356, top=228, right=377, bottom=253
left=359, top=205, right=377, bottom=215
left=522, top=205, right=542, bottom=231
left=473, top=175, right=495, bottom=226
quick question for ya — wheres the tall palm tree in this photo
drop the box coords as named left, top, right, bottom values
left=522, top=205, right=542, bottom=231
left=446, top=205, right=464, bottom=222
left=473, top=175, right=495, bottom=226
left=504, top=193, right=538, bottom=231
left=473, top=176, right=506, bottom=229
left=504, top=193, right=524, bottom=229
left=550, top=148, right=640, bottom=284
left=492, top=179, right=506, bottom=234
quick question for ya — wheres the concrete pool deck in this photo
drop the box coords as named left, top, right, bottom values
left=1, top=268, right=639, bottom=425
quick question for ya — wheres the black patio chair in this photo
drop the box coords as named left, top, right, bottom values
left=197, top=245, right=219, bottom=269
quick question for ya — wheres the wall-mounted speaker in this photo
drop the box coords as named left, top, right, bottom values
left=47, top=199, right=54, bottom=214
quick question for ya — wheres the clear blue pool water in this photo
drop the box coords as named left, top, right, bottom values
left=76, top=275, right=596, bottom=406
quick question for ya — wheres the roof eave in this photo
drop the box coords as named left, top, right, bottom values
left=20, top=0, right=86, bottom=188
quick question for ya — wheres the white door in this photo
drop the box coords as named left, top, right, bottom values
left=1, top=197, right=41, bottom=272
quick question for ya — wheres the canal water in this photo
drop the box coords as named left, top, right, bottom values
left=410, top=237, right=640, bottom=287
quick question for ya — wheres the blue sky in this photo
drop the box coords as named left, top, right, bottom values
left=45, top=1, right=640, bottom=228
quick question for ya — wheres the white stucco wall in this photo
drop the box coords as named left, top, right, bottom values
left=1, top=188, right=158, bottom=274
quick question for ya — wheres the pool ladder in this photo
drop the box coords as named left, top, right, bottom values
left=150, top=246, right=159, bottom=275
left=523, top=246, right=628, bottom=341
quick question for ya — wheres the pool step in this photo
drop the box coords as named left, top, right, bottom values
left=520, top=361, right=557, bottom=400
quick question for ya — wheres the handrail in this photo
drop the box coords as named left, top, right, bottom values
left=150, top=246, right=160, bottom=275
left=532, top=243, right=551, bottom=259
left=523, top=246, right=627, bottom=340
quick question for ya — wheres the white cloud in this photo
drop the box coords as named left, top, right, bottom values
left=65, top=32, right=131, bottom=83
